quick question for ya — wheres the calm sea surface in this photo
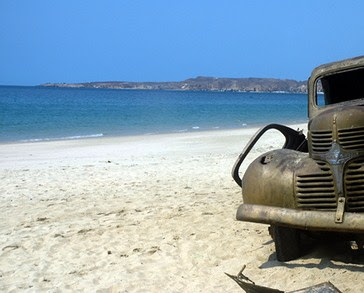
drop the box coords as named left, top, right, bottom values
left=0, top=86, right=309, bottom=143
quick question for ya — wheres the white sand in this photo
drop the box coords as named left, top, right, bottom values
left=0, top=124, right=363, bottom=292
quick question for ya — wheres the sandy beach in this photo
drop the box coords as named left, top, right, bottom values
left=0, top=124, right=363, bottom=292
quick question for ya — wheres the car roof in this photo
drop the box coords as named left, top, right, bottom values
left=311, top=55, right=364, bottom=80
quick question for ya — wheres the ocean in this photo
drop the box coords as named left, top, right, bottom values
left=0, top=86, right=308, bottom=143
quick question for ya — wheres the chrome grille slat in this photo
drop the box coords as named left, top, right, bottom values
left=347, top=196, right=364, bottom=202
left=340, top=144, right=364, bottom=150
left=296, top=173, right=331, bottom=178
left=298, top=197, right=332, bottom=203
left=339, top=134, right=364, bottom=140
left=313, top=145, right=332, bottom=149
left=297, top=183, right=334, bottom=187
left=338, top=127, right=364, bottom=151
left=296, top=185, right=333, bottom=190
left=299, top=192, right=335, bottom=199
left=349, top=205, right=364, bottom=211
left=340, top=141, right=364, bottom=146
left=297, top=200, right=336, bottom=204
left=345, top=190, right=364, bottom=196
left=348, top=163, right=364, bottom=168
left=349, top=201, right=364, bottom=206
left=311, top=130, right=333, bottom=153
left=346, top=187, right=364, bottom=192
left=346, top=181, right=364, bottom=187
left=297, top=178, right=332, bottom=183
left=338, top=126, right=364, bottom=134
left=345, top=175, right=364, bottom=180
left=311, top=136, right=332, bottom=139
left=296, top=204, right=337, bottom=209
left=311, top=129, right=334, bottom=133
left=295, top=162, right=336, bottom=210
left=344, top=158, right=364, bottom=212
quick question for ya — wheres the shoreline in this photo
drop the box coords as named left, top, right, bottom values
left=38, top=85, right=308, bottom=94
left=3, top=84, right=309, bottom=95
left=0, top=123, right=307, bottom=171
left=0, top=125, right=267, bottom=169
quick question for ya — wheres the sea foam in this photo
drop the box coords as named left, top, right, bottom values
left=20, top=133, right=104, bottom=143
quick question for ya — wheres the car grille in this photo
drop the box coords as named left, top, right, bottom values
left=338, top=126, right=364, bottom=151
left=295, top=161, right=337, bottom=210
left=344, top=158, right=364, bottom=212
left=310, top=130, right=333, bottom=153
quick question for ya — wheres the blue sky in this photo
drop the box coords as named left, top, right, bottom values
left=1, top=0, right=364, bottom=85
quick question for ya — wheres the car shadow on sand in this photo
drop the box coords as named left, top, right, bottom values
left=260, top=233, right=364, bottom=272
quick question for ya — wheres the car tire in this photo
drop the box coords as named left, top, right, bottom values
left=271, top=225, right=301, bottom=262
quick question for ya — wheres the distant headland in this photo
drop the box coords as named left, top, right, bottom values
left=41, top=76, right=308, bottom=93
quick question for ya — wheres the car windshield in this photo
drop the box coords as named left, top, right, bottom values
left=317, top=67, right=364, bottom=105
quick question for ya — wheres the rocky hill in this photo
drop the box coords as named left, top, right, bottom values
left=41, top=76, right=308, bottom=93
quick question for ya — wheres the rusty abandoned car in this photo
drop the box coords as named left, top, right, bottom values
left=232, top=56, right=364, bottom=261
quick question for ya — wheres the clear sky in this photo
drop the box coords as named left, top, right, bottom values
left=1, top=0, right=364, bottom=85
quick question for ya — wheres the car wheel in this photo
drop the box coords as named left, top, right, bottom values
left=271, top=225, right=301, bottom=262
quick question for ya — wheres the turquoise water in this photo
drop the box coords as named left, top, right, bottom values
left=0, top=86, right=308, bottom=143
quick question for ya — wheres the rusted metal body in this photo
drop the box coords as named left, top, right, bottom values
left=232, top=56, right=364, bottom=260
